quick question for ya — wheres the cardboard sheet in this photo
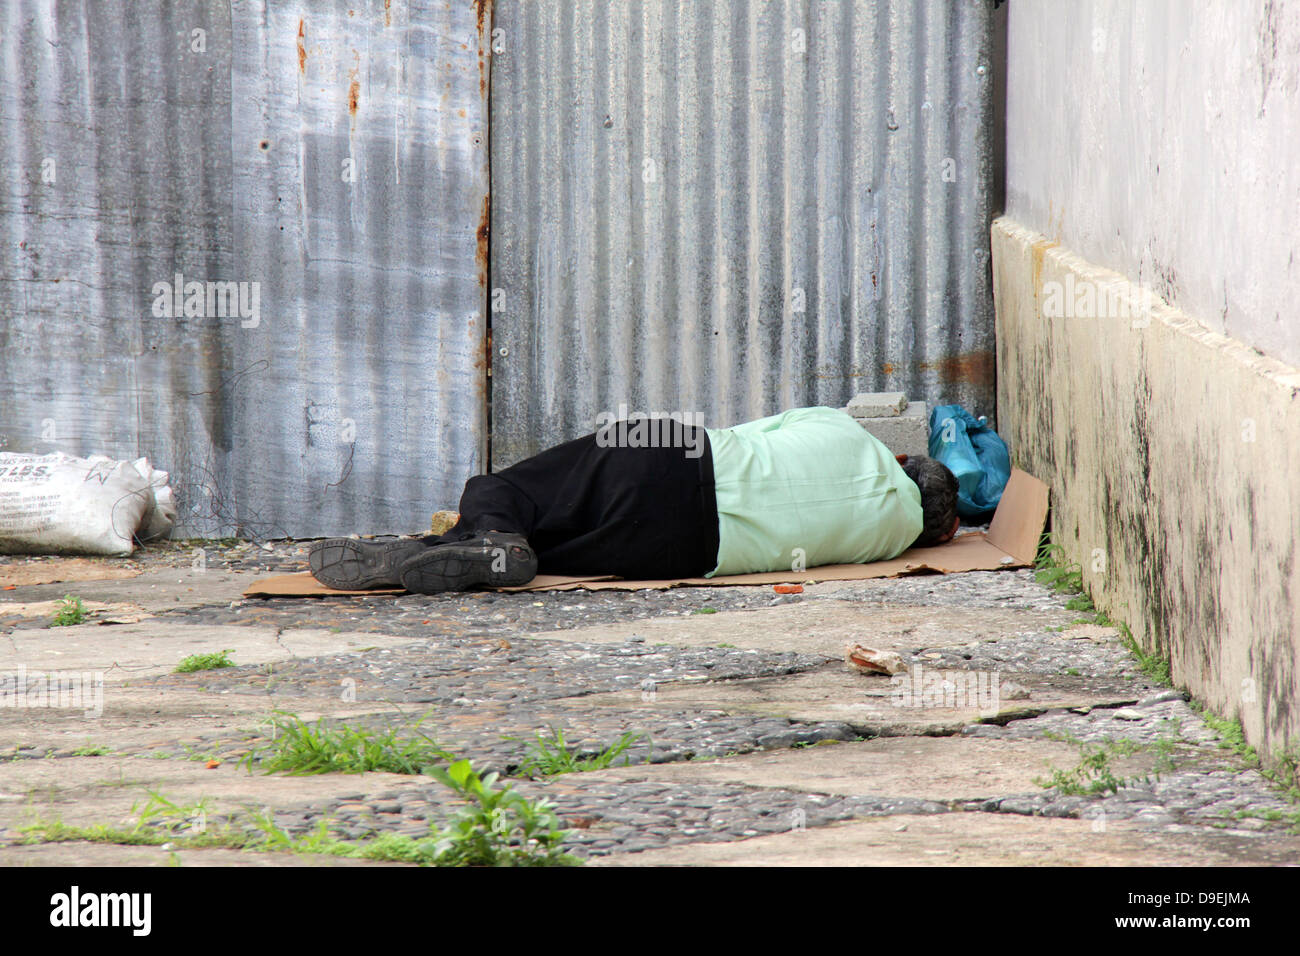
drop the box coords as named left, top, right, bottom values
left=242, top=468, right=1049, bottom=598
left=243, top=574, right=405, bottom=598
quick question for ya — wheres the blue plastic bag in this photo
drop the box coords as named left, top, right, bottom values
left=928, top=404, right=1011, bottom=520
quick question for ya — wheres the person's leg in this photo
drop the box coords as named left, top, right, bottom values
left=421, top=433, right=593, bottom=545
left=395, top=435, right=600, bottom=592
left=309, top=440, right=569, bottom=591
left=396, top=433, right=601, bottom=592
left=308, top=535, right=427, bottom=590
left=405, top=417, right=719, bottom=587
left=312, top=416, right=720, bottom=590
left=522, top=421, right=718, bottom=579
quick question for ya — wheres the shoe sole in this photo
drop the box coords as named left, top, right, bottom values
left=399, top=540, right=537, bottom=593
left=308, top=538, right=425, bottom=590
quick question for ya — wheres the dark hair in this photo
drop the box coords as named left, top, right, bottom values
left=901, top=455, right=959, bottom=547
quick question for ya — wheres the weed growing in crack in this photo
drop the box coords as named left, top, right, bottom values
left=1223, top=806, right=1300, bottom=834
left=51, top=595, right=86, bottom=627
left=1033, top=542, right=1083, bottom=594
left=425, top=759, right=578, bottom=866
left=175, top=649, right=235, bottom=673
left=19, top=765, right=580, bottom=867
left=1190, top=704, right=1300, bottom=801
left=1036, top=732, right=1183, bottom=797
left=1033, top=737, right=1148, bottom=796
left=1034, top=535, right=1172, bottom=685
left=512, top=726, right=646, bottom=777
left=238, top=711, right=451, bottom=776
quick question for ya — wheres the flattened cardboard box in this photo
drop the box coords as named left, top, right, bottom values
left=243, top=468, right=1049, bottom=598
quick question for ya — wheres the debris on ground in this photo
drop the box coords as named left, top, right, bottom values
left=845, top=642, right=908, bottom=675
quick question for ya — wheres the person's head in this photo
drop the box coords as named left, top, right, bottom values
left=899, top=455, right=959, bottom=547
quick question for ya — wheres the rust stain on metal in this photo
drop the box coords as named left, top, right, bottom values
left=879, top=351, right=994, bottom=385
left=921, top=350, right=995, bottom=385
left=384, top=0, right=392, bottom=27
left=348, top=78, right=360, bottom=115
left=475, top=328, right=492, bottom=404
left=475, top=194, right=490, bottom=287
left=474, top=0, right=491, bottom=98
left=297, top=19, right=306, bottom=73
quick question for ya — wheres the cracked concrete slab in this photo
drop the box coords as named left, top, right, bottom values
left=590, top=736, right=1090, bottom=802
left=0, top=686, right=406, bottom=754
left=1, top=624, right=417, bottom=679
left=584, top=666, right=1138, bottom=735
left=0, top=843, right=401, bottom=866
left=0, top=756, right=427, bottom=833
left=593, top=812, right=1300, bottom=866
left=3, top=567, right=256, bottom=613
left=0, top=558, right=145, bottom=589
left=524, top=598, right=1072, bottom=659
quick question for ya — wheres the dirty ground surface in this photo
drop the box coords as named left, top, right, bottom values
left=1, top=540, right=1298, bottom=867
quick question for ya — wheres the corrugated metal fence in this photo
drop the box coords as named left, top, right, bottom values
left=0, top=0, right=490, bottom=537
left=489, top=0, right=996, bottom=467
left=1, top=0, right=997, bottom=535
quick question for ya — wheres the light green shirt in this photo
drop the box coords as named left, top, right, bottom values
left=705, top=406, right=922, bottom=576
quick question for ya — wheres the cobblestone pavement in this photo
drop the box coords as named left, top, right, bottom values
left=1, top=542, right=1298, bottom=865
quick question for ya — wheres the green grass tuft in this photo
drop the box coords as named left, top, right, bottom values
left=1116, top=622, right=1172, bottom=686
left=424, top=759, right=579, bottom=866
left=19, top=761, right=581, bottom=866
left=1035, top=535, right=1172, bottom=685
left=175, top=649, right=235, bottom=673
left=1034, top=737, right=1161, bottom=796
left=239, top=712, right=451, bottom=776
left=51, top=595, right=86, bottom=627
left=514, top=726, right=646, bottom=777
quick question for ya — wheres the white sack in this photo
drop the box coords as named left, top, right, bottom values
left=0, top=452, right=175, bottom=555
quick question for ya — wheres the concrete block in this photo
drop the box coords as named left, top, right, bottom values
left=849, top=402, right=929, bottom=457
left=846, top=391, right=908, bottom=418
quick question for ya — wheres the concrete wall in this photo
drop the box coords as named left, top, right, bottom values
left=994, top=219, right=1300, bottom=758
left=1005, top=1, right=1300, bottom=367
left=996, top=2, right=1300, bottom=756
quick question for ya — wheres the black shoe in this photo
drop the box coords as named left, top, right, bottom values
left=308, top=536, right=427, bottom=590
left=398, top=532, right=538, bottom=593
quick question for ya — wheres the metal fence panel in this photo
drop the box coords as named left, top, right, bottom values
left=0, top=0, right=490, bottom=537
left=489, top=0, right=995, bottom=467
